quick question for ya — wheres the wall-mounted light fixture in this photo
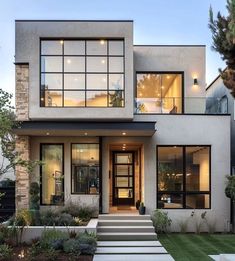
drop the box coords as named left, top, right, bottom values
left=193, top=78, right=198, bottom=85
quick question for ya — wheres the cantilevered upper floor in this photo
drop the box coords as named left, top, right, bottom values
left=15, top=20, right=227, bottom=121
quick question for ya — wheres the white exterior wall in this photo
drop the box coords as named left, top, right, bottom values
left=134, top=46, right=206, bottom=113
left=15, top=21, right=134, bottom=120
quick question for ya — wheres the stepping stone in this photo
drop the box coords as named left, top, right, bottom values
left=97, top=241, right=162, bottom=247
left=93, top=254, right=174, bottom=261
left=96, top=246, right=167, bottom=254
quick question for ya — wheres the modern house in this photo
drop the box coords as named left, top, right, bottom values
left=206, top=73, right=235, bottom=175
left=14, top=20, right=231, bottom=231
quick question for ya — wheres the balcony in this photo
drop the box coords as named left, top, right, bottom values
left=135, top=97, right=228, bottom=114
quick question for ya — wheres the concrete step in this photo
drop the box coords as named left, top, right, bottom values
left=98, top=220, right=153, bottom=226
left=93, top=254, right=174, bottom=261
left=96, top=246, right=167, bottom=254
left=97, top=232, right=157, bottom=241
left=98, top=226, right=155, bottom=233
left=97, top=241, right=162, bottom=247
left=98, top=214, right=151, bottom=220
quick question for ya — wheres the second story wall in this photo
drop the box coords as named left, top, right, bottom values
left=134, top=46, right=206, bottom=114
left=15, top=21, right=134, bottom=121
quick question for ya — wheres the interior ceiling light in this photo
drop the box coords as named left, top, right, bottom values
left=122, top=132, right=126, bottom=136
left=101, top=60, right=105, bottom=64
left=100, top=39, right=105, bottom=45
left=84, top=132, right=88, bottom=136
left=67, top=59, right=71, bottom=64
left=60, top=40, right=64, bottom=45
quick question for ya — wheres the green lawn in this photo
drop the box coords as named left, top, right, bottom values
left=158, top=234, right=235, bottom=261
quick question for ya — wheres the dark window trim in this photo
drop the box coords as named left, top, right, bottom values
left=70, top=143, right=100, bottom=195
left=40, top=143, right=64, bottom=206
left=40, top=39, right=125, bottom=108
left=156, top=145, right=211, bottom=209
left=135, top=71, right=184, bottom=114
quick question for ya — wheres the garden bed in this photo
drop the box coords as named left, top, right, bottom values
left=7, top=246, right=93, bottom=261
left=15, top=218, right=98, bottom=243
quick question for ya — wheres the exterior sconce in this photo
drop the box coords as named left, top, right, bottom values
left=193, top=78, right=198, bottom=85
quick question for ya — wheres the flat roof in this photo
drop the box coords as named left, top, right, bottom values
left=134, top=45, right=205, bottom=47
left=15, top=20, right=133, bottom=22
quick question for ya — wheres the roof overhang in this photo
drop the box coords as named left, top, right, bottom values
left=14, top=121, right=156, bottom=137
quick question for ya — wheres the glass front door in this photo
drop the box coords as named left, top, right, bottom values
left=112, top=152, right=135, bottom=206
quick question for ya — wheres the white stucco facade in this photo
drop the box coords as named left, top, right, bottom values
left=15, top=20, right=231, bottom=232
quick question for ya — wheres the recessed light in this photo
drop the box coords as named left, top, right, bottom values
left=147, top=74, right=151, bottom=79
left=122, top=148, right=126, bottom=151
left=60, top=40, right=64, bottom=45
left=101, top=59, right=105, bottom=64
left=174, top=146, right=177, bottom=148
left=67, top=59, right=71, bottom=64
left=123, top=144, right=126, bottom=146
left=46, top=132, right=50, bottom=136
left=161, top=86, right=164, bottom=89
left=167, top=75, right=170, bottom=79
left=84, top=132, right=88, bottom=136
left=139, top=93, right=143, bottom=97
left=122, top=132, right=126, bottom=136
left=40, top=97, right=44, bottom=101
left=142, top=85, right=145, bottom=89
left=100, top=40, right=105, bottom=45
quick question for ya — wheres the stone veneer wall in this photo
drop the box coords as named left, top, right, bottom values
left=15, top=64, right=29, bottom=121
left=15, top=136, right=30, bottom=211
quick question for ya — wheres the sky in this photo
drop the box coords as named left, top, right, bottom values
left=0, top=0, right=227, bottom=98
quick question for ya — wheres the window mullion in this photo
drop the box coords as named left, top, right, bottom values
left=183, top=146, right=186, bottom=209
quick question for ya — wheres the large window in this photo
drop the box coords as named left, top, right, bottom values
left=40, top=39, right=124, bottom=107
left=41, top=144, right=64, bottom=205
left=157, top=146, right=210, bottom=209
left=136, top=73, right=183, bottom=114
left=71, top=144, right=100, bottom=194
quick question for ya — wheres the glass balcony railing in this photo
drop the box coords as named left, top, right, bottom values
left=135, top=97, right=228, bottom=114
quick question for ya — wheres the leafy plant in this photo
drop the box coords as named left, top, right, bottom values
left=40, top=209, right=57, bottom=226
left=61, top=203, right=94, bottom=221
left=178, top=218, right=189, bottom=233
left=76, top=231, right=97, bottom=255
left=151, top=209, right=172, bottom=233
left=43, top=247, right=59, bottom=261
left=225, top=175, right=235, bottom=201
left=0, top=244, right=13, bottom=260
left=55, top=213, right=76, bottom=226
left=40, top=229, right=69, bottom=250
left=29, top=182, right=40, bottom=210
left=63, top=238, right=81, bottom=255
left=209, top=0, right=235, bottom=97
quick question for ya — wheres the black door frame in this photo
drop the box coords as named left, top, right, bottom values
left=112, top=151, right=135, bottom=206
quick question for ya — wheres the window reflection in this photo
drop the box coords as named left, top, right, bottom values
left=64, top=91, right=85, bottom=107
left=64, top=74, right=85, bottom=90
left=72, top=144, right=99, bottom=194
left=136, top=73, right=182, bottom=114
left=41, top=74, right=62, bottom=90
left=41, top=144, right=64, bottom=205
left=40, top=39, right=124, bottom=107
left=86, top=91, right=108, bottom=107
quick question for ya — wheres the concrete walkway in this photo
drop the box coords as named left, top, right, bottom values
left=93, top=214, right=174, bottom=261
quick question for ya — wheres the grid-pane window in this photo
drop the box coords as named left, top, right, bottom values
left=71, top=144, right=100, bottom=194
left=40, top=39, right=125, bottom=107
left=157, top=146, right=210, bottom=209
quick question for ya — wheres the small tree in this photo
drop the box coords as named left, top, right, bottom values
left=209, top=0, right=235, bottom=97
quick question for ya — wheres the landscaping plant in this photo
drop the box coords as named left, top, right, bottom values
left=225, top=175, right=235, bottom=232
left=0, top=244, right=13, bottom=260
left=151, top=209, right=172, bottom=233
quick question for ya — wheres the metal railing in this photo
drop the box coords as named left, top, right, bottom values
left=135, top=97, right=228, bottom=114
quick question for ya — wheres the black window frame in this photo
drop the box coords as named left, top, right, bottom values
left=156, top=145, right=211, bottom=209
left=135, top=71, right=184, bottom=114
left=40, top=38, right=125, bottom=108
left=71, top=143, right=101, bottom=195
left=40, top=143, right=64, bottom=206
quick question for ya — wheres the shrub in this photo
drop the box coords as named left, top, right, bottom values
left=44, top=247, right=59, bottom=261
left=61, top=203, right=94, bottom=221
left=40, top=209, right=57, bottom=226
left=152, top=209, right=172, bottom=233
left=0, top=244, right=13, bottom=260
left=63, top=238, right=81, bottom=255
left=55, top=213, right=76, bottom=226
left=76, top=231, right=97, bottom=255
left=14, top=209, right=32, bottom=226
left=29, top=182, right=40, bottom=210
left=40, top=229, right=69, bottom=250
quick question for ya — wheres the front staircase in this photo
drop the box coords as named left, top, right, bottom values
left=93, top=214, right=174, bottom=261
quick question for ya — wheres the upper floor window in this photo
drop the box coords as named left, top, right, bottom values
left=40, top=39, right=125, bottom=107
left=136, top=73, right=183, bottom=114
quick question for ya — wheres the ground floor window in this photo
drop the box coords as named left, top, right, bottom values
left=157, top=145, right=210, bottom=209
left=71, top=144, right=99, bottom=194
left=41, top=144, right=64, bottom=205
